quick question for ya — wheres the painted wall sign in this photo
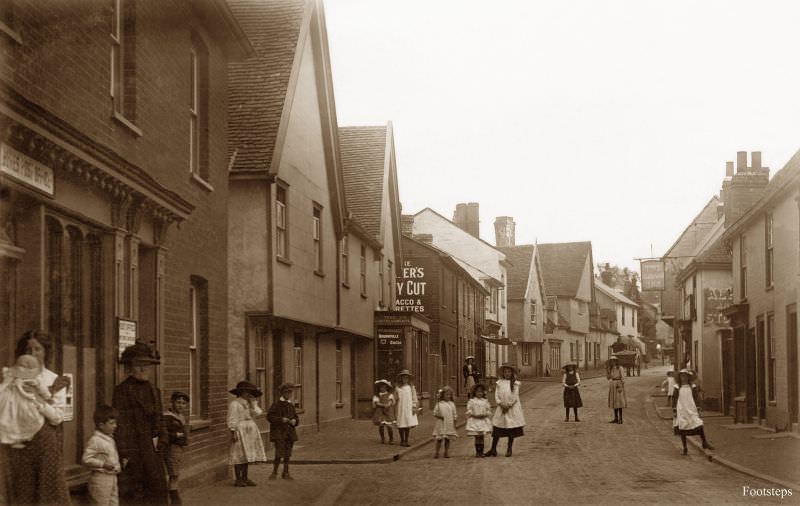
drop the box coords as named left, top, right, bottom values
left=395, top=260, right=428, bottom=313
left=704, top=287, right=733, bottom=327
left=118, top=318, right=137, bottom=358
left=640, top=260, right=665, bottom=291
left=0, top=143, right=55, bottom=196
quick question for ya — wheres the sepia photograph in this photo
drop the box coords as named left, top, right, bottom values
left=0, top=0, right=798, bottom=504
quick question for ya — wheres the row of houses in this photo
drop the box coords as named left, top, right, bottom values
left=651, top=150, right=799, bottom=433
left=0, top=0, right=648, bottom=489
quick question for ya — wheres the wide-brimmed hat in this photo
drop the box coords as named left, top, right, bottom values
left=464, top=356, right=475, bottom=361
left=374, top=379, right=393, bottom=390
left=229, top=381, right=263, bottom=397
left=562, top=363, right=578, bottom=371
left=678, top=368, right=695, bottom=377
left=498, top=363, right=518, bottom=374
left=10, top=354, right=41, bottom=380
left=608, top=355, right=619, bottom=361
left=397, top=369, right=413, bottom=378
left=170, top=391, right=190, bottom=402
left=119, top=340, right=160, bottom=365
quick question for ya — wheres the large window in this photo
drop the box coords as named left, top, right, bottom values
left=341, top=236, right=349, bottom=285
left=740, top=236, right=747, bottom=300
left=110, top=0, right=137, bottom=124
left=530, top=300, right=537, bottom=324
left=292, top=331, right=303, bottom=409
left=189, top=277, right=208, bottom=418
left=313, top=205, right=322, bottom=273
left=189, top=33, right=209, bottom=180
left=768, top=313, right=776, bottom=401
left=359, top=245, right=367, bottom=296
left=276, top=185, right=288, bottom=259
left=765, top=213, right=774, bottom=288
left=335, top=339, right=343, bottom=405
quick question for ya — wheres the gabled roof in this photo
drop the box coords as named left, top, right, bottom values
left=497, top=245, right=534, bottom=300
left=663, top=196, right=720, bottom=259
left=339, top=126, right=387, bottom=239
left=594, top=279, right=639, bottom=307
left=412, top=207, right=510, bottom=259
left=227, top=0, right=307, bottom=173
left=537, top=242, right=592, bottom=297
left=401, top=236, right=490, bottom=295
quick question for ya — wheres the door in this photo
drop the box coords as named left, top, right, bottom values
left=272, top=328, right=283, bottom=402
left=756, top=317, right=766, bottom=420
left=746, top=327, right=757, bottom=421
left=788, top=306, right=798, bottom=425
left=721, top=330, right=735, bottom=416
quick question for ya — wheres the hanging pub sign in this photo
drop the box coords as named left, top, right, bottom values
left=704, top=287, right=733, bottom=327
left=395, top=260, right=428, bottom=313
left=640, top=260, right=665, bottom=291
left=117, top=318, right=137, bottom=359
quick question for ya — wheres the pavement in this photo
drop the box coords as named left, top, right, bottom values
left=649, top=374, right=800, bottom=491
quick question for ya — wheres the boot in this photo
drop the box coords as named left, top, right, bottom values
left=243, top=465, right=256, bottom=486
left=234, top=465, right=246, bottom=487
left=700, top=428, right=714, bottom=450
left=282, top=459, right=293, bottom=480
left=505, top=437, right=514, bottom=457
left=434, top=440, right=441, bottom=459
left=618, top=409, right=623, bottom=424
left=379, top=426, right=386, bottom=444
left=387, top=428, right=394, bottom=445
left=565, top=408, right=570, bottom=422
left=485, top=436, right=499, bottom=457
left=443, top=439, right=450, bottom=458
left=169, top=490, right=182, bottom=505
left=475, top=436, right=484, bottom=457
left=573, top=408, right=579, bottom=422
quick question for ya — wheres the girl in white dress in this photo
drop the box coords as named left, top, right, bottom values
left=227, top=381, right=267, bottom=486
left=486, top=364, right=525, bottom=457
left=672, top=369, right=714, bottom=455
left=432, top=386, right=457, bottom=458
left=465, top=383, right=492, bottom=457
left=394, top=370, right=419, bottom=447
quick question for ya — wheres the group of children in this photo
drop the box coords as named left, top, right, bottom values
left=373, top=364, right=526, bottom=458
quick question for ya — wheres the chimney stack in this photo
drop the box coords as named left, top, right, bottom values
left=751, top=151, right=762, bottom=169
left=725, top=161, right=733, bottom=178
left=453, top=202, right=480, bottom=238
left=736, top=151, right=747, bottom=172
left=400, top=215, right=414, bottom=236
left=722, top=151, right=770, bottom=228
left=494, top=216, right=516, bottom=247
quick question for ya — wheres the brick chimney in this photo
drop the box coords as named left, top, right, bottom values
left=453, top=202, right=480, bottom=238
left=721, top=151, right=769, bottom=228
left=400, top=215, right=414, bottom=236
left=494, top=216, right=516, bottom=247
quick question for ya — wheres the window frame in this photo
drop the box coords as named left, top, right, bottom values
left=530, top=299, right=537, bottom=324
left=740, top=235, right=747, bottom=300
left=109, top=0, right=140, bottom=134
left=378, top=253, right=385, bottom=307
left=359, top=245, right=367, bottom=296
left=335, top=339, right=343, bottom=406
left=276, top=184, right=289, bottom=261
left=292, top=331, right=304, bottom=410
left=767, top=312, right=776, bottom=402
left=340, top=236, right=349, bottom=286
left=313, top=204, right=322, bottom=274
left=765, top=213, right=774, bottom=289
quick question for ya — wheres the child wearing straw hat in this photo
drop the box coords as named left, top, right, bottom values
left=372, top=379, right=396, bottom=444
left=606, top=355, right=627, bottom=423
left=486, top=363, right=525, bottom=457
left=561, top=363, right=582, bottom=422
left=672, top=369, right=715, bottom=455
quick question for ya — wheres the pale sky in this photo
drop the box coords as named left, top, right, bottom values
left=325, top=0, right=800, bottom=273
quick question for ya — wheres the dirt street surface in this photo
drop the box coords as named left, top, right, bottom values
left=184, top=366, right=793, bottom=505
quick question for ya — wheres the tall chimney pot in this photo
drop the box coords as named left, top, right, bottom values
left=725, top=161, right=733, bottom=178
left=736, top=151, right=747, bottom=172
left=494, top=216, right=516, bottom=247
left=751, top=151, right=762, bottom=169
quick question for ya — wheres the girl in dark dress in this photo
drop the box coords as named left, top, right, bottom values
left=562, top=363, right=583, bottom=421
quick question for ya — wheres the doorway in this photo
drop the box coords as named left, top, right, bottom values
left=756, top=317, right=766, bottom=421
left=788, top=306, right=798, bottom=426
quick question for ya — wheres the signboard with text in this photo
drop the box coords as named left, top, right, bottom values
left=376, top=329, right=404, bottom=381
left=117, top=318, right=137, bottom=359
left=395, top=260, right=429, bottom=313
left=704, top=287, right=733, bottom=327
left=640, top=260, right=665, bottom=291
left=0, top=143, right=55, bottom=196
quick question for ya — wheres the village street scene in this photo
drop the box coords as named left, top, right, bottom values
left=0, top=0, right=799, bottom=505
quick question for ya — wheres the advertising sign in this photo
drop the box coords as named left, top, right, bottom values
left=395, top=260, right=428, bottom=313
left=377, top=329, right=404, bottom=381
left=0, top=143, right=55, bottom=195
left=118, top=318, right=137, bottom=358
left=640, top=260, right=665, bottom=291
left=62, top=373, right=74, bottom=422
left=704, top=287, right=733, bottom=327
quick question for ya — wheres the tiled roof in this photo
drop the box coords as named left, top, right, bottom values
left=339, top=126, right=387, bottom=239
left=594, top=279, right=639, bottom=307
left=537, top=242, right=592, bottom=297
left=227, top=0, right=307, bottom=172
left=694, top=236, right=730, bottom=264
left=497, top=245, right=534, bottom=300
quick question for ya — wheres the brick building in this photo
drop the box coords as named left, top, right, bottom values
left=722, top=150, right=799, bottom=431
left=0, top=0, right=251, bottom=488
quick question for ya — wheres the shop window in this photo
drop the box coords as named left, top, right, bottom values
left=335, top=339, right=343, bottom=405
left=111, top=0, right=139, bottom=129
left=292, top=331, right=303, bottom=409
left=189, top=276, right=208, bottom=418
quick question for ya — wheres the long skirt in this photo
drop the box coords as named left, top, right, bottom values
left=608, top=380, right=627, bottom=409
left=563, top=386, right=583, bottom=408
left=492, top=426, right=524, bottom=438
left=6, top=423, right=71, bottom=506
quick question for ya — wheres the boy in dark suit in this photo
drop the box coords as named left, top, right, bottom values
left=267, top=383, right=299, bottom=480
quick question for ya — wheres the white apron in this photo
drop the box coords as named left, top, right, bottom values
left=675, top=385, right=703, bottom=431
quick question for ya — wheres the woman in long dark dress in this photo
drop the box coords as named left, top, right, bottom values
left=4, top=331, right=71, bottom=505
left=113, top=340, right=168, bottom=505
left=562, top=363, right=582, bottom=421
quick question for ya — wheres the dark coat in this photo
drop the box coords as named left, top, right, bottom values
left=163, top=412, right=188, bottom=447
left=462, top=364, right=480, bottom=382
left=267, top=399, right=299, bottom=443
left=113, top=376, right=168, bottom=505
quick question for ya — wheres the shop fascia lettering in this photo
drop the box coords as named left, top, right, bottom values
left=395, top=262, right=426, bottom=312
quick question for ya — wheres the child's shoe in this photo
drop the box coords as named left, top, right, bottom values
left=234, top=480, right=246, bottom=487
left=244, top=479, right=257, bottom=486
left=268, top=472, right=278, bottom=480
left=282, top=472, right=293, bottom=480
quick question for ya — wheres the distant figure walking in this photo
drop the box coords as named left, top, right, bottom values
left=562, top=363, right=582, bottom=422
left=672, top=369, right=714, bottom=455
left=607, top=355, right=627, bottom=424
left=463, top=356, right=480, bottom=397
